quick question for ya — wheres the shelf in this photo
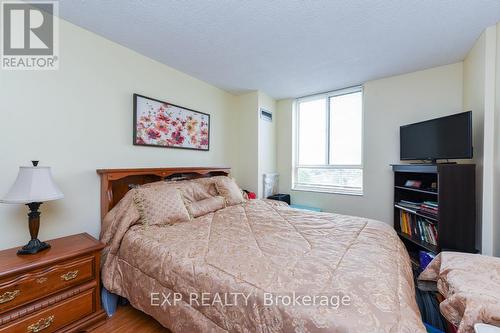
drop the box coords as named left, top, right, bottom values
left=392, top=164, right=438, bottom=174
left=397, top=231, right=439, bottom=254
left=394, top=204, right=438, bottom=222
left=395, top=186, right=438, bottom=196
left=393, top=163, right=477, bottom=255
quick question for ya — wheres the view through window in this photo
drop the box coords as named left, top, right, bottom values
left=294, top=87, right=363, bottom=195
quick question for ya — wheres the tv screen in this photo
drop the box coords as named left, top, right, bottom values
left=400, top=111, right=472, bottom=161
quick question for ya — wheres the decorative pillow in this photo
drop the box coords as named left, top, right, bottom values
left=192, top=177, right=219, bottom=196
left=133, top=186, right=190, bottom=226
left=180, top=181, right=217, bottom=203
left=214, top=176, right=245, bottom=206
left=185, top=196, right=226, bottom=218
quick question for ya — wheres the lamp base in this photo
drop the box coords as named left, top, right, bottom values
left=17, top=238, right=50, bottom=255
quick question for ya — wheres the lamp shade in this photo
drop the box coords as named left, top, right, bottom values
left=1, top=166, right=64, bottom=204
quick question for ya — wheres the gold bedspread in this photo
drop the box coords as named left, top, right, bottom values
left=101, top=195, right=425, bottom=333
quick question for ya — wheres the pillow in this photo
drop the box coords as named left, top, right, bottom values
left=180, top=181, right=217, bottom=203
left=133, top=186, right=190, bottom=226
left=192, top=177, right=219, bottom=195
left=185, top=196, right=226, bottom=218
left=139, top=179, right=216, bottom=202
left=214, top=176, right=245, bottom=206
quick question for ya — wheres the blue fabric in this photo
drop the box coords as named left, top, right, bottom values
left=290, top=204, right=321, bottom=212
left=419, top=251, right=436, bottom=270
left=101, top=287, right=119, bottom=317
left=416, top=280, right=447, bottom=332
left=424, top=323, right=445, bottom=333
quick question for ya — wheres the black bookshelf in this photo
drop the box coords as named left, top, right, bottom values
left=392, top=164, right=476, bottom=259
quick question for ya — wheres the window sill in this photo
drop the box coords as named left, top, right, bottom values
left=292, top=185, right=363, bottom=196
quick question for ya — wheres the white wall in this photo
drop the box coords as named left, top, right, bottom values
left=230, top=91, right=259, bottom=193
left=1, top=15, right=496, bottom=256
left=277, top=99, right=294, bottom=193
left=230, top=90, right=277, bottom=197
left=463, top=23, right=500, bottom=257
left=0, top=19, right=236, bottom=250
left=277, top=63, right=464, bottom=225
left=463, top=31, right=486, bottom=252
left=258, top=91, right=277, bottom=197
left=495, top=23, right=500, bottom=257
left=480, top=26, right=497, bottom=257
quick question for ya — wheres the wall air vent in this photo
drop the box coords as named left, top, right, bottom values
left=260, top=108, right=272, bottom=122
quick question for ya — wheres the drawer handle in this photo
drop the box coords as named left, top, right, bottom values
left=61, top=270, right=78, bottom=281
left=27, top=315, right=54, bottom=333
left=0, top=290, right=20, bottom=304
left=36, top=277, right=48, bottom=284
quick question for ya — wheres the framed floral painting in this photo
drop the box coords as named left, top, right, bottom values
left=133, top=94, right=210, bottom=151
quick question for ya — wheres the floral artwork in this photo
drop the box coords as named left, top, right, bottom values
left=133, top=94, right=210, bottom=150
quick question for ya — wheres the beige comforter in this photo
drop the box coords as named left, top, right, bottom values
left=101, top=194, right=425, bottom=333
left=419, top=252, right=500, bottom=333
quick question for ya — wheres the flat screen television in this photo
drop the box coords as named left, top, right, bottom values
left=400, top=111, right=473, bottom=161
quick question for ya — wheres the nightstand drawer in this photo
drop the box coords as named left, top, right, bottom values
left=0, top=256, right=94, bottom=312
left=0, top=287, right=94, bottom=333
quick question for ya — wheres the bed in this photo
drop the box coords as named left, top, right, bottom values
left=97, top=167, right=426, bottom=333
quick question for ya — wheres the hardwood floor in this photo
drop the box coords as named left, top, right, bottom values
left=91, top=305, right=171, bottom=333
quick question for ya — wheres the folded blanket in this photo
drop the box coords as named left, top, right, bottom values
left=418, top=252, right=500, bottom=333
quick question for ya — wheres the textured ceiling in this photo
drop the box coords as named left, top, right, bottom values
left=57, top=0, right=500, bottom=99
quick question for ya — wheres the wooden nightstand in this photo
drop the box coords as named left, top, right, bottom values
left=0, top=233, right=106, bottom=332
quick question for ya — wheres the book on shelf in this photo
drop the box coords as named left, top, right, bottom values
left=396, top=200, right=439, bottom=218
left=398, top=200, right=421, bottom=211
left=399, top=210, right=438, bottom=246
left=423, top=201, right=438, bottom=208
left=421, top=203, right=438, bottom=209
left=420, top=207, right=438, bottom=214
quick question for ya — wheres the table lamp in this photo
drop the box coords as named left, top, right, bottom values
left=1, top=161, right=64, bottom=255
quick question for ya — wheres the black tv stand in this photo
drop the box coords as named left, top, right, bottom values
left=408, top=160, right=457, bottom=165
left=392, top=164, right=476, bottom=268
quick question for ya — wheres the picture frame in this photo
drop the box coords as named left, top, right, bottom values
left=133, top=94, right=210, bottom=151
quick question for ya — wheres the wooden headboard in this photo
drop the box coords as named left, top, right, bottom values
left=96, top=167, right=231, bottom=220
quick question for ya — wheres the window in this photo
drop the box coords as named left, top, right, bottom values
left=293, top=86, right=363, bottom=195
